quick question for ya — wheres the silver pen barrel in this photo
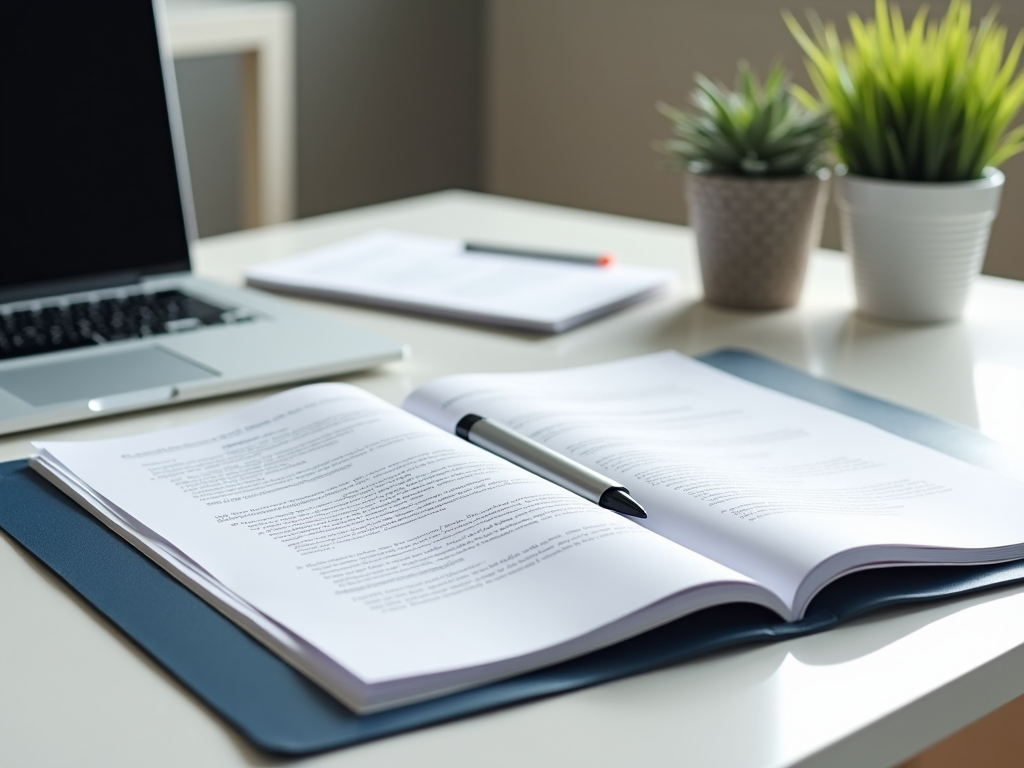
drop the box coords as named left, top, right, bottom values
left=459, top=416, right=621, bottom=503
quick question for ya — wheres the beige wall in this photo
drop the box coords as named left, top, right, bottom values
left=485, top=0, right=1024, bottom=280
left=175, top=0, right=483, bottom=238
left=293, top=0, right=483, bottom=219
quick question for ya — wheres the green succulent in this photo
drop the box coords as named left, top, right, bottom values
left=784, top=0, right=1024, bottom=182
left=656, top=61, right=833, bottom=176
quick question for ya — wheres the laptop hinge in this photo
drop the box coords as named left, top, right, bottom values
left=0, top=271, right=143, bottom=305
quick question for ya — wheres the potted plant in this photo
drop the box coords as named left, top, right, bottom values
left=785, top=0, right=1024, bottom=323
left=657, top=61, right=833, bottom=310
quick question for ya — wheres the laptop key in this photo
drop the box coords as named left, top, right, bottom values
left=0, top=289, right=239, bottom=360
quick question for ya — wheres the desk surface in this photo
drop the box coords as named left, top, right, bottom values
left=2, top=191, right=1023, bottom=768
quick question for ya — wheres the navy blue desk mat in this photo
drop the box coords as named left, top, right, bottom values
left=2, top=349, right=1023, bottom=755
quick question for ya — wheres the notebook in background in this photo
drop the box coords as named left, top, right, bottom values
left=246, top=230, right=676, bottom=333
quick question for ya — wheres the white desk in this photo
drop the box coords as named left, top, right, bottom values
left=2, top=191, right=1023, bottom=768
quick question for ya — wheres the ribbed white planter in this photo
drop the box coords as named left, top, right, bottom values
left=835, top=168, right=1005, bottom=323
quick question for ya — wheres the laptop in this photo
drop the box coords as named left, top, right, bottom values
left=0, top=0, right=404, bottom=437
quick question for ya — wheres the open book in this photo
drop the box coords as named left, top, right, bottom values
left=31, top=352, right=1024, bottom=714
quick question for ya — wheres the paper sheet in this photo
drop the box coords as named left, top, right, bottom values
left=245, top=230, right=675, bottom=332
left=34, top=382, right=774, bottom=709
left=404, top=352, right=1024, bottom=614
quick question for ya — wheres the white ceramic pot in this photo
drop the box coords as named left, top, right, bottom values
left=835, top=168, right=1005, bottom=323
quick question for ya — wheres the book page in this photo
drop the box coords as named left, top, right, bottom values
left=245, top=230, right=674, bottom=332
left=404, top=352, right=1024, bottom=616
left=33, top=383, right=777, bottom=710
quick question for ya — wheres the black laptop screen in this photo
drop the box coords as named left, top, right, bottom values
left=1, top=0, right=192, bottom=301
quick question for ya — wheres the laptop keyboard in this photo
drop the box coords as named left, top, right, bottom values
left=0, top=289, right=254, bottom=360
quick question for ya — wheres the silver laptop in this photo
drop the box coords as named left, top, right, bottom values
left=0, top=0, right=404, bottom=437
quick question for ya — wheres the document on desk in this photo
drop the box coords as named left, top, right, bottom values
left=32, top=381, right=777, bottom=714
left=406, top=352, right=1024, bottom=614
left=244, top=229, right=675, bottom=332
left=30, top=352, right=1024, bottom=715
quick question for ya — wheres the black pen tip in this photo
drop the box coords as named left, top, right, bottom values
left=599, top=488, right=647, bottom=519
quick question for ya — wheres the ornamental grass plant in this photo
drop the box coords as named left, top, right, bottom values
left=656, top=61, right=832, bottom=177
left=784, top=0, right=1024, bottom=182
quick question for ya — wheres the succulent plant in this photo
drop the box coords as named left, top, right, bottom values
left=656, top=61, right=833, bottom=176
left=785, top=0, right=1024, bottom=181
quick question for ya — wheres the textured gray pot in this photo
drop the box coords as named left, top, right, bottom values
left=686, top=169, right=830, bottom=310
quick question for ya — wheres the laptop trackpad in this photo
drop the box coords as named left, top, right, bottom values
left=0, top=346, right=218, bottom=407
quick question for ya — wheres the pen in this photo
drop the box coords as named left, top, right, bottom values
left=455, top=414, right=647, bottom=518
left=464, top=242, right=616, bottom=268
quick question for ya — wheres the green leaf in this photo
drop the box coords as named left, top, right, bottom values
left=885, top=126, right=908, bottom=178
left=655, top=58, right=834, bottom=176
left=988, top=124, right=1024, bottom=168
left=789, top=83, right=821, bottom=112
left=784, top=0, right=1024, bottom=179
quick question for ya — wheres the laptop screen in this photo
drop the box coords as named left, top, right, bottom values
left=0, top=0, right=193, bottom=302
